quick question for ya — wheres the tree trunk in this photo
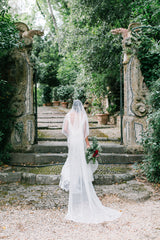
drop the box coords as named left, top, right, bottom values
left=46, top=0, right=61, bottom=52
left=47, top=0, right=58, bottom=32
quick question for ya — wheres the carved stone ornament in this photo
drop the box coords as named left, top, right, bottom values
left=131, top=97, right=147, bottom=117
left=15, top=22, right=44, bottom=46
left=111, top=23, right=141, bottom=64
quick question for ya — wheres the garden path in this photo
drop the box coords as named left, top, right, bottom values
left=0, top=180, right=159, bottom=240
left=37, top=105, right=120, bottom=142
left=1, top=106, right=159, bottom=239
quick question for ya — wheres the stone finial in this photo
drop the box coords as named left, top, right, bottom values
left=111, top=27, right=130, bottom=41
left=22, top=30, right=44, bottom=40
left=15, top=22, right=44, bottom=46
left=111, top=23, right=141, bottom=64
left=111, top=23, right=141, bottom=40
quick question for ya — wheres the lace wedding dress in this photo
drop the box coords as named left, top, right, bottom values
left=59, top=100, right=122, bottom=224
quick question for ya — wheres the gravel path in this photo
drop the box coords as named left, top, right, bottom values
left=1, top=106, right=159, bottom=239
left=0, top=183, right=160, bottom=240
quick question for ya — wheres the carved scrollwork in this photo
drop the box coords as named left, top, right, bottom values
left=131, top=97, right=147, bottom=117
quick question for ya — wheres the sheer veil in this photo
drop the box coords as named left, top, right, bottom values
left=59, top=99, right=122, bottom=223
left=62, top=99, right=89, bottom=139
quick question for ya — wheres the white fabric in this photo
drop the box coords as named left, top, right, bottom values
left=59, top=100, right=122, bottom=223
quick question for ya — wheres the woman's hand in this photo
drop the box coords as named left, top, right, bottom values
left=86, top=144, right=90, bottom=149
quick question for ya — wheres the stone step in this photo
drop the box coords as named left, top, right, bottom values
left=32, top=143, right=125, bottom=154
left=0, top=171, right=135, bottom=185
left=38, top=119, right=98, bottom=124
left=38, top=117, right=65, bottom=121
left=37, top=137, right=120, bottom=142
left=9, top=153, right=67, bottom=166
left=9, top=152, right=143, bottom=166
left=33, top=143, right=68, bottom=153
left=37, top=125, right=115, bottom=130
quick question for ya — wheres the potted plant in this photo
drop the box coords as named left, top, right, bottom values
left=42, top=85, right=53, bottom=106
left=93, top=98, right=109, bottom=125
left=57, top=85, right=74, bottom=108
left=91, top=73, right=109, bottom=125
left=53, top=87, right=60, bottom=106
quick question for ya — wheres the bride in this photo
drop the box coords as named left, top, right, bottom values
left=59, top=100, right=122, bottom=224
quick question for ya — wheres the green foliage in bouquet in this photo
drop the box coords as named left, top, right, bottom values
left=86, top=137, right=101, bottom=164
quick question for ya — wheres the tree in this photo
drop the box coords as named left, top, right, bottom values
left=31, top=35, right=60, bottom=87
left=55, top=0, right=133, bottom=112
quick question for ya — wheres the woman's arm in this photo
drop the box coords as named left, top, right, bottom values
left=62, top=116, right=69, bottom=137
left=85, top=136, right=90, bottom=148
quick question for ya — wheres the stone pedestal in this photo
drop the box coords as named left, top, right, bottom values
left=123, top=116, right=146, bottom=146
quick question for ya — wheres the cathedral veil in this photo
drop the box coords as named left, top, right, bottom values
left=59, top=100, right=122, bottom=223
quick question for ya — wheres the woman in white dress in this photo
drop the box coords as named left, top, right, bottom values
left=59, top=100, right=122, bottom=224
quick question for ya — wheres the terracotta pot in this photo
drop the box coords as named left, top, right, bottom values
left=43, top=102, right=53, bottom=106
left=96, top=113, right=109, bottom=125
left=53, top=101, right=60, bottom=106
left=61, top=102, right=68, bottom=108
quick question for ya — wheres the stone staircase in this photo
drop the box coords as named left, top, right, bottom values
left=6, top=141, right=142, bottom=185
left=7, top=106, right=144, bottom=185
left=10, top=142, right=143, bottom=166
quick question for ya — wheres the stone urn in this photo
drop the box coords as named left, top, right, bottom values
left=53, top=101, right=60, bottom=106
left=61, top=102, right=68, bottom=108
left=96, top=113, right=109, bottom=125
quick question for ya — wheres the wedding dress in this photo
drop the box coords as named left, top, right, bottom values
left=59, top=100, right=122, bottom=224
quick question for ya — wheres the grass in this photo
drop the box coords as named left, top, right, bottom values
left=2, top=164, right=131, bottom=175
left=96, top=165, right=131, bottom=174
left=90, top=129, right=109, bottom=138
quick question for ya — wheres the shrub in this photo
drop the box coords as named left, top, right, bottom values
left=36, top=85, right=43, bottom=106
left=141, top=79, right=160, bottom=183
left=57, top=85, right=74, bottom=102
left=42, top=85, right=53, bottom=104
left=53, top=87, right=60, bottom=101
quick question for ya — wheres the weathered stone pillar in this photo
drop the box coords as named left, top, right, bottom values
left=123, top=55, right=148, bottom=147
left=111, top=23, right=148, bottom=147
left=6, top=22, right=43, bottom=151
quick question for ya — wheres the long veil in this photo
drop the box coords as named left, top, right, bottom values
left=59, top=100, right=122, bottom=223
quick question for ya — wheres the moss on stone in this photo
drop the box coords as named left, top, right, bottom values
left=96, top=165, right=131, bottom=174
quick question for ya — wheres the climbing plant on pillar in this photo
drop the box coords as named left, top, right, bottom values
left=0, top=79, right=15, bottom=163
left=0, top=9, right=19, bottom=163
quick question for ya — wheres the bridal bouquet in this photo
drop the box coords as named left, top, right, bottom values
left=86, top=137, right=101, bottom=164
